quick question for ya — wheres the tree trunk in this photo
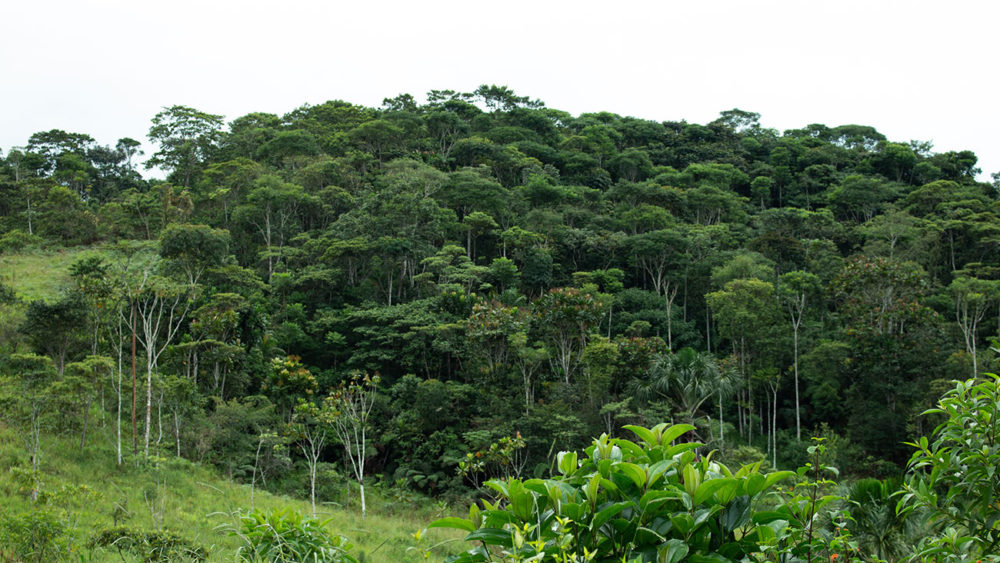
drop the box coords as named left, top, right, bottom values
left=793, top=317, right=801, bottom=441
left=360, top=481, right=367, bottom=517
left=772, top=385, right=778, bottom=468
left=174, top=412, right=181, bottom=457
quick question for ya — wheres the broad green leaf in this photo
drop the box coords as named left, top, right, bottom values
left=444, top=546, right=489, bottom=563
left=465, top=527, right=514, bottom=547
left=669, top=512, right=695, bottom=535
left=618, top=462, right=648, bottom=490
left=743, top=473, right=766, bottom=496
left=693, top=478, right=733, bottom=505
left=557, top=451, right=578, bottom=476
left=614, top=438, right=646, bottom=460
left=428, top=517, right=475, bottom=532
left=722, top=495, right=751, bottom=532
left=659, top=424, right=696, bottom=446
left=592, top=501, right=630, bottom=531
left=657, top=539, right=689, bottom=563
left=762, top=470, right=795, bottom=490
left=624, top=424, right=658, bottom=448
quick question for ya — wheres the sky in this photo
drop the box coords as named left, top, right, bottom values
left=2, top=0, right=999, bottom=180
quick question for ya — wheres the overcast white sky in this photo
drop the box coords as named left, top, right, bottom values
left=2, top=0, right=998, bottom=180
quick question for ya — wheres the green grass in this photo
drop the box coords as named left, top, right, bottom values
left=0, top=423, right=464, bottom=561
left=0, top=246, right=105, bottom=301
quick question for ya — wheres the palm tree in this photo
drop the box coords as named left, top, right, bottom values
left=630, top=348, right=721, bottom=439
left=847, top=477, right=910, bottom=562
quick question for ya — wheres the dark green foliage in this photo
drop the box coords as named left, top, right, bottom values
left=4, top=89, right=1000, bottom=533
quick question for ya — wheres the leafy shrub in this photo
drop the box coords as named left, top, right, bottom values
left=222, top=507, right=357, bottom=562
left=429, top=423, right=801, bottom=562
left=89, top=526, right=207, bottom=562
left=0, top=509, right=67, bottom=562
left=901, top=373, right=1000, bottom=561
left=0, top=229, right=43, bottom=253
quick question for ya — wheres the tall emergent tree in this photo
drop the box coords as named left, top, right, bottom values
left=147, top=105, right=225, bottom=187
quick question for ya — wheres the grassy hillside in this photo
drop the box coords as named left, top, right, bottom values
left=0, top=246, right=102, bottom=301
left=0, top=423, right=463, bottom=561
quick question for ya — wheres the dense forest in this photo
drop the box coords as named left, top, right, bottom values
left=1, top=85, right=999, bottom=561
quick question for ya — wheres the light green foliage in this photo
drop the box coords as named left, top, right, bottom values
left=223, top=508, right=357, bottom=563
left=458, top=433, right=527, bottom=492
left=0, top=508, right=68, bottom=562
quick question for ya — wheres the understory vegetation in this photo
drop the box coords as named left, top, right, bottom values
left=1, top=86, right=999, bottom=560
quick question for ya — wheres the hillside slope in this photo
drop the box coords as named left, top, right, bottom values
left=0, top=423, right=461, bottom=561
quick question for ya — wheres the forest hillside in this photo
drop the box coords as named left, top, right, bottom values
left=1, top=86, right=998, bottom=561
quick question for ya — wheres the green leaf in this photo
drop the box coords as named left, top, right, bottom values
left=465, top=527, right=514, bottom=547
left=669, top=512, right=695, bottom=535
left=592, top=501, right=630, bottom=531
left=557, top=451, right=578, bottom=476
left=428, top=517, right=475, bottom=532
left=722, top=495, right=751, bottom=532
left=693, top=478, right=733, bottom=505
left=624, top=425, right=657, bottom=448
left=444, top=546, right=490, bottom=563
left=683, top=463, right=702, bottom=497
left=657, top=539, right=689, bottom=563
left=659, top=424, right=696, bottom=446
left=618, top=462, right=648, bottom=490
left=688, top=554, right=737, bottom=563
left=742, top=473, right=766, bottom=496
left=762, top=471, right=794, bottom=490
left=585, top=473, right=601, bottom=510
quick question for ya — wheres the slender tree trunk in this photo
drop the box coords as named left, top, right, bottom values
left=145, top=361, right=153, bottom=454
left=719, top=392, right=725, bottom=450
left=705, top=308, right=711, bottom=353
left=793, top=317, right=801, bottom=441
left=117, top=366, right=123, bottom=465
left=310, top=456, right=317, bottom=517
left=131, top=304, right=137, bottom=456
left=772, top=384, right=778, bottom=468
left=26, top=195, right=33, bottom=235
left=174, top=412, right=181, bottom=457
left=80, top=400, right=90, bottom=449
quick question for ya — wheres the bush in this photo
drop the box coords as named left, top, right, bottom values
left=901, top=373, right=1000, bottom=561
left=428, top=423, right=799, bottom=562
left=89, top=526, right=207, bottom=562
left=0, top=509, right=67, bottom=563
left=0, top=229, right=43, bottom=253
left=222, top=507, right=357, bottom=562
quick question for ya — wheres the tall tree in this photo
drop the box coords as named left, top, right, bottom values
left=328, top=373, right=379, bottom=518
left=948, top=275, right=1000, bottom=376
left=628, top=229, right=686, bottom=349
left=22, top=292, right=89, bottom=376
left=778, top=270, right=821, bottom=441
left=124, top=266, right=195, bottom=455
left=146, top=105, right=224, bottom=187
left=533, top=287, right=608, bottom=385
